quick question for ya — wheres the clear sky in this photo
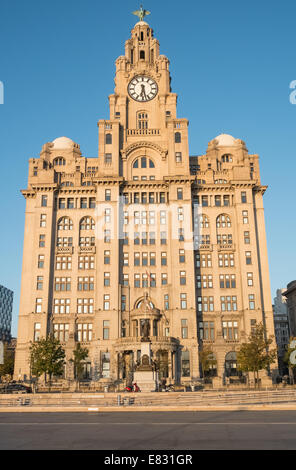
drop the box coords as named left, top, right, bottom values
left=1, top=0, right=295, bottom=337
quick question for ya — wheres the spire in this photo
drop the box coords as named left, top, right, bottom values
left=132, top=5, right=151, bottom=22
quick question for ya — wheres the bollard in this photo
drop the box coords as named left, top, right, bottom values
left=117, top=394, right=121, bottom=406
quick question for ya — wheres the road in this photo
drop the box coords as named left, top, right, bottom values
left=0, top=411, right=296, bottom=450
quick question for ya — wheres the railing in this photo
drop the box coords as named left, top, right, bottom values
left=78, top=246, right=96, bottom=253
left=56, top=246, right=74, bottom=254
left=126, top=129, right=160, bottom=136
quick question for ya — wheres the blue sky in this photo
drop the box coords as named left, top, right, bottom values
left=0, top=0, right=295, bottom=336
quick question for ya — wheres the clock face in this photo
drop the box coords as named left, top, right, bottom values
left=128, top=76, right=158, bottom=102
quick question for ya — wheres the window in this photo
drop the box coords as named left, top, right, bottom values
left=219, top=274, right=236, bottom=288
left=58, top=217, right=73, bottom=231
left=217, top=234, right=233, bottom=245
left=247, top=272, right=253, bottom=286
left=140, top=50, right=145, bottom=60
left=160, top=192, right=166, bottom=203
left=196, top=253, right=212, bottom=268
left=134, top=232, right=141, bottom=245
left=179, top=249, right=185, bottom=263
left=104, top=230, right=111, bottom=243
left=79, top=236, right=95, bottom=247
left=134, top=274, right=140, bottom=288
left=101, top=352, right=110, bottom=378
left=216, top=214, right=231, bottom=227
left=77, top=323, right=92, bottom=342
left=218, top=253, right=234, bottom=267
left=180, top=293, right=187, bottom=309
left=241, top=191, right=247, bottom=203
left=78, top=276, right=94, bottom=291
left=121, top=295, right=126, bottom=311
left=57, top=237, right=73, bottom=247
left=150, top=273, right=156, bottom=287
left=104, top=294, right=110, bottom=310
left=221, top=296, right=237, bottom=311
left=123, top=274, right=129, bottom=286
left=142, top=252, right=148, bottom=266
left=78, top=255, right=95, bottom=270
left=105, top=153, right=112, bottom=164
left=54, top=299, right=70, bottom=314
left=34, top=323, right=41, bottom=342
left=160, top=231, right=166, bottom=244
left=164, top=294, right=169, bottom=310
left=202, top=196, right=208, bottom=207
left=223, top=195, right=230, bottom=206
left=40, top=214, right=46, bottom=228
left=104, top=272, right=110, bottom=287
left=175, top=152, right=182, bottom=163
left=105, top=133, right=112, bottom=144
left=221, top=154, right=232, bottom=163
left=161, top=252, right=167, bottom=266
left=161, top=273, right=168, bottom=285
left=38, top=254, right=45, bottom=269
left=35, top=298, right=42, bottom=313
left=67, top=198, right=74, bottom=209
left=41, top=195, right=47, bottom=207
left=178, top=228, right=184, bottom=242
left=53, top=323, right=69, bottom=342
left=104, top=250, right=110, bottom=264
left=175, top=132, right=181, bottom=143
left=160, top=210, right=166, bottom=225
left=104, top=208, right=111, bottom=223
left=39, top=234, right=45, bottom=247
left=222, top=321, right=238, bottom=340
left=103, top=320, right=110, bottom=340
left=55, top=277, right=71, bottom=291
left=54, top=157, right=66, bottom=166
left=55, top=256, right=72, bottom=270
left=249, top=294, right=255, bottom=310
left=215, top=195, right=221, bottom=207
left=180, top=271, right=186, bottom=285
left=197, top=296, right=214, bottom=312
left=199, top=322, right=215, bottom=341
left=177, top=188, right=183, bottom=200
left=177, top=207, right=183, bottom=221
left=246, top=251, right=252, bottom=265
left=242, top=210, right=249, bottom=224
left=142, top=273, right=148, bottom=288
left=244, top=231, right=250, bottom=244
left=134, top=252, right=140, bottom=266
left=137, top=112, right=148, bottom=129
left=58, top=198, right=66, bottom=209
left=123, top=253, right=129, bottom=266
left=36, top=276, right=43, bottom=290
left=181, top=319, right=188, bottom=339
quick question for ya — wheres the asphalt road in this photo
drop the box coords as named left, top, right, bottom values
left=0, top=411, right=296, bottom=450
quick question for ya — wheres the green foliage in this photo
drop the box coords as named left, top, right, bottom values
left=237, top=322, right=277, bottom=384
left=70, top=343, right=89, bottom=382
left=199, top=346, right=217, bottom=377
left=283, top=337, right=296, bottom=369
left=0, top=343, right=15, bottom=378
left=29, top=335, right=65, bottom=382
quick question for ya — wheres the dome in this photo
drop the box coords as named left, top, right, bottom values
left=52, top=136, right=74, bottom=149
left=214, top=134, right=236, bottom=146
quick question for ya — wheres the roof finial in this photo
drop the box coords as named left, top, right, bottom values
left=132, top=5, right=151, bottom=22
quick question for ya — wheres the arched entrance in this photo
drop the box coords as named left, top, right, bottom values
left=225, top=351, right=238, bottom=377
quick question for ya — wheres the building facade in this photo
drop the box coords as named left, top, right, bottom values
left=273, top=289, right=290, bottom=375
left=0, top=285, right=13, bottom=342
left=14, top=16, right=276, bottom=386
left=283, top=281, right=296, bottom=338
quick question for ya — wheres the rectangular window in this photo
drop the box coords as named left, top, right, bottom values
left=104, top=272, right=110, bottom=287
left=249, top=294, right=255, bottom=310
left=164, top=294, right=169, bottom=310
left=39, top=234, right=45, bottom=247
left=161, top=273, right=168, bottom=285
left=247, top=272, right=253, bottom=286
left=123, top=252, right=129, bottom=266
left=175, top=152, right=182, bottom=163
left=150, top=273, right=156, bottom=287
left=77, top=298, right=93, bottom=314
left=181, top=351, right=190, bottom=377
left=54, top=298, right=71, bottom=314
left=244, top=231, right=250, bottom=244
left=180, top=271, right=186, bottom=285
left=105, top=208, right=111, bottom=223
left=215, top=195, right=221, bottom=207
left=160, top=231, right=166, bottom=244
left=241, top=191, right=247, bottom=203
left=80, top=198, right=88, bottom=209
left=180, top=293, right=187, bottom=309
left=222, top=321, right=238, bottom=340
left=103, top=320, right=110, bottom=340
left=181, top=319, right=188, bottom=339
left=223, top=195, right=230, bottom=206
left=41, top=195, right=47, bottom=207
left=179, top=249, right=185, bottom=263
left=161, top=252, right=167, bottom=266
left=38, top=254, right=45, bottom=269
left=104, top=294, right=110, bottom=310
left=40, top=214, right=46, bottom=228
left=246, top=251, right=252, bottom=265
left=221, top=296, right=237, bottom=312
left=36, top=276, right=43, bottom=290
left=160, top=192, right=166, bottom=203
left=77, top=323, right=93, bottom=342
left=134, top=252, right=140, bottom=266
left=104, top=250, right=110, bottom=264
left=177, top=188, right=183, bottom=200
left=242, top=210, right=249, bottom=224
left=199, top=321, right=215, bottom=341
left=142, top=252, right=148, bottom=266
left=78, top=255, right=94, bottom=270
left=55, top=277, right=71, bottom=291
left=35, top=298, right=42, bottom=313
left=105, top=153, right=112, bottom=164
left=53, top=323, right=69, bottom=342
left=202, top=196, right=208, bottom=207
left=134, top=274, right=140, bottom=288
left=34, top=323, right=41, bottom=342
left=105, top=189, right=111, bottom=201
left=123, top=274, right=129, bottom=286
left=104, top=230, right=111, bottom=243
left=150, top=252, right=156, bottom=266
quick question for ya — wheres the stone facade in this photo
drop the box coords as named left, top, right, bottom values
left=273, top=289, right=290, bottom=375
left=14, top=18, right=276, bottom=386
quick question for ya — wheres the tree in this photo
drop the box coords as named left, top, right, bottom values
left=0, top=343, right=15, bottom=380
left=199, top=346, right=217, bottom=379
left=237, top=322, right=277, bottom=388
left=69, top=343, right=89, bottom=391
left=29, top=335, right=65, bottom=390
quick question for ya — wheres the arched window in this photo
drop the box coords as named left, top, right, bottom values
left=54, top=157, right=66, bottom=166
left=80, top=217, right=95, bottom=230
left=216, top=214, right=231, bottom=228
left=175, top=132, right=181, bottom=143
left=222, top=154, right=233, bottom=163
left=133, top=157, right=155, bottom=169
left=57, top=217, right=73, bottom=231
left=105, top=133, right=112, bottom=145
